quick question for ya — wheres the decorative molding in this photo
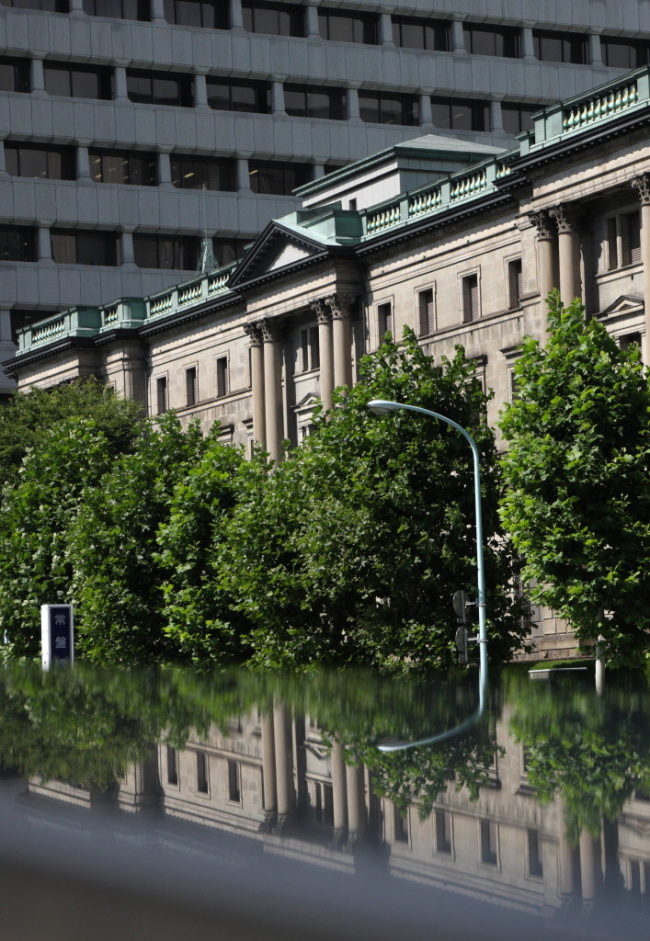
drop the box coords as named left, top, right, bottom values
left=631, top=173, right=650, bottom=206
left=244, top=322, right=264, bottom=345
left=528, top=209, right=555, bottom=241
left=325, top=293, right=357, bottom=320
left=549, top=203, right=580, bottom=235
left=311, top=298, right=331, bottom=324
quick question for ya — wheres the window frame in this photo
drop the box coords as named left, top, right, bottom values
left=392, top=15, right=450, bottom=52
left=4, top=141, right=76, bottom=181
left=318, top=7, right=379, bottom=45
left=126, top=68, right=194, bottom=108
left=89, top=148, right=157, bottom=186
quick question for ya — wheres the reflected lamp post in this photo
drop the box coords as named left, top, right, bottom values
left=367, top=400, right=488, bottom=751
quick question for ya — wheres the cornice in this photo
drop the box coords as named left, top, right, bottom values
left=3, top=337, right=96, bottom=375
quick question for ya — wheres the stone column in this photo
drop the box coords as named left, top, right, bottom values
left=345, top=761, right=366, bottom=844
left=245, top=322, right=266, bottom=447
left=271, top=82, right=285, bottom=115
left=273, top=703, right=294, bottom=826
left=305, top=2, right=320, bottom=38
left=327, top=293, right=355, bottom=391
left=419, top=93, right=433, bottom=126
left=630, top=174, right=650, bottom=366
left=31, top=58, right=46, bottom=95
left=550, top=203, right=582, bottom=307
left=379, top=13, right=394, bottom=46
left=261, top=712, right=277, bottom=819
left=237, top=158, right=252, bottom=193
left=579, top=828, right=601, bottom=907
left=150, top=0, right=166, bottom=23
left=589, top=33, right=603, bottom=65
left=451, top=20, right=466, bottom=53
left=522, top=27, right=536, bottom=61
left=530, top=209, right=557, bottom=298
left=76, top=145, right=92, bottom=183
left=194, top=73, right=208, bottom=109
left=229, top=0, right=245, bottom=31
left=312, top=299, right=334, bottom=410
left=331, top=740, right=347, bottom=842
left=261, top=318, right=283, bottom=463
left=114, top=67, right=129, bottom=102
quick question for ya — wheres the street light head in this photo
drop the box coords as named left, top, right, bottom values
left=367, top=399, right=402, bottom=416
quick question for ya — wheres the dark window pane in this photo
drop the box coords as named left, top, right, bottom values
left=534, top=30, right=587, bottom=64
left=4, top=0, right=68, bottom=8
left=127, top=69, right=192, bottom=107
left=44, top=65, right=72, bottom=97
left=0, top=227, right=36, bottom=262
left=133, top=234, right=196, bottom=269
left=44, top=64, right=112, bottom=100
left=89, top=148, right=156, bottom=185
left=170, top=155, right=235, bottom=191
left=0, top=59, right=30, bottom=93
left=242, top=0, right=304, bottom=37
left=212, top=237, right=248, bottom=267
left=319, top=8, right=378, bottom=45
left=3, top=143, right=75, bottom=180
left=51, top=229, right=119, bottom=265
left=284, top=86, right=306, bottom=116
left=83, top=0, right=149, bottom=18
left=18, top=147, right=48, bottom=179
left=230, top=83, right=258, bottom=112
left=207, top=78, right=270, bottom=114
left=501, top=103, right=539, bottom=134
left=431, top=97, right=488, bottom=131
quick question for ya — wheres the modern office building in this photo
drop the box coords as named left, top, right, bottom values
left=2, top=1, right=650, bottom=393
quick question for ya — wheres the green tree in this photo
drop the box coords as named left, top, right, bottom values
left=499, top=294, right=650, bottom=669
left=69, top=414, right=212, bottom=664
left=154, top=432, right=248, bottom=665
left=0, top=378, right=143, bottom=490
left=221, top=329, right=526, bottom=671
left=0, top=419, right=117, bottom=658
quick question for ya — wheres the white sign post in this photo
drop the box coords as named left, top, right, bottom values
left=41, top=604, right=74, bottom=669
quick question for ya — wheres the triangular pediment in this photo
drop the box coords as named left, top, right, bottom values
left=228, top=221, right=331, bottom=288
left=600, top=294, right=644, bottom=317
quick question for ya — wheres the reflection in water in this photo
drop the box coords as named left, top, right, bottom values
left=0, top=665, right=649, bottom=938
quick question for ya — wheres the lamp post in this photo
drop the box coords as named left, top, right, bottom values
left=367, top=400, right=488, bottom=751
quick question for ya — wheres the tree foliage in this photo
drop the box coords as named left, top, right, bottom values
left=499, top=295, right=650, bottom=669
left=220, top=330, right=527, bottom=671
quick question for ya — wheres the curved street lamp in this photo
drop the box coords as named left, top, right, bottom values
left=367, top=400, right=488, bottom=751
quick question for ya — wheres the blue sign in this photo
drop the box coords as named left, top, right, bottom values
left=41, top=604, right=74, bottom=669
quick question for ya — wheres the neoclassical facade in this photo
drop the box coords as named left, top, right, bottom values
left=7, top=66, right=650, bottom=655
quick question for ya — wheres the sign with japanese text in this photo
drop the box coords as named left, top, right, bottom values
left=41, top=604, right=74, bottom=669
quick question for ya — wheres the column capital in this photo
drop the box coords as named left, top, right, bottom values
left=549, top=203, right=581, bottom=235
left=326, top=293, right=357, bottom=320
left=244, top=321, right=264, bottom=345
left=311, top=298, right=331, bottom=323
left=631, top=173, right=650, bottom=206
left=259, top=318, right=279, bottom=342
left=528, top=209, right=556, bottom=240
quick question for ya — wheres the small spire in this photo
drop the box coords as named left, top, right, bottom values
left=197, top=185, right=218, bottom=273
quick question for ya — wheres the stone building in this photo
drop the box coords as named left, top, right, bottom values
left=7, top=65, right=650, bottom=656
left=2, top=0, right=650, bottom=397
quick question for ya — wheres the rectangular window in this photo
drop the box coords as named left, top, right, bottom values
left=196, top=751, right=209, bottom=793
left=501, top=102, right=539, bottom=135
left=435, top=810, right=452, bottom=854
left=127, top=69, right=193, bottom=107
left=185, top=366, right=197, bottom=406
left=157, top=376, right=168, bottom=415
left=533, top=30, right=588, bottom=64
left=378, top=302, right=393, bottom=339
left=170, top=154, right=235, bottom=191
left=431, top=97, right=489, bottom=132
left=480, top=819, right=498, bottom=865
left=619, top=333, right=642, bottom=352
left=392, top=16, right=449, bottom=51
left=227, top=759, right=241, bottom=802
left=51, top=229, right=121, bottom=266
left=206, top=77, right=271, bottom=114
left=463, top=23, right=520, bottom=58
left=508, top=259, right=523, bottom=309
left=4, top=142, right=76, bottom=180
left=44, top=63, right=113, bottom=100
left=462, top=274, right=479, bottom=323
left=314, top=782, right=334, bottom=825
left=601, top=37, right=650, bottom=69
left=242, top=0, right=304, bottom=37
left=89, top=149, right=157, bottom=186
left=319, top=8, right=378, bottom=45
left=216, top=356, right=229, bottom=397
left=623, top=211, right=641, bottom=266
left=284, top=84, right=346, bottom=121
left=166, top=745, right=178, bottom=785
left=163, top=0, right=227, bottom=28
left=394, top=808, right=409, bottom=844
left=607, top=217, right=618, bottom=270
left=248, top=160, right=310, bottom=195
left=82, top=0, right=150, bottom=19
left=0, top=227, right=37, bottom=262
left=133, top=234, right=197, bottom=269
left=358, top=91, right=419, bottom=127
left=2, top=0, right=68, bottom=10
left=527, top=828, right=543, bottom=877
left=299, top=326, right=319, bottom=372
left=418, top=288, right=435, bottom=336
left=0, top=57, right=31, bottom=93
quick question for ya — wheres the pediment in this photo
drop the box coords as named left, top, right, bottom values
left=600, top=294, right=644, bottom=317
left=294, top=392, right=320, bottom=414
left=228, top=221, right=330, bottom=288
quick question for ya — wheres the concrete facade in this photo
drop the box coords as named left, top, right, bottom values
left=2, top=1, right=650, bottom=394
